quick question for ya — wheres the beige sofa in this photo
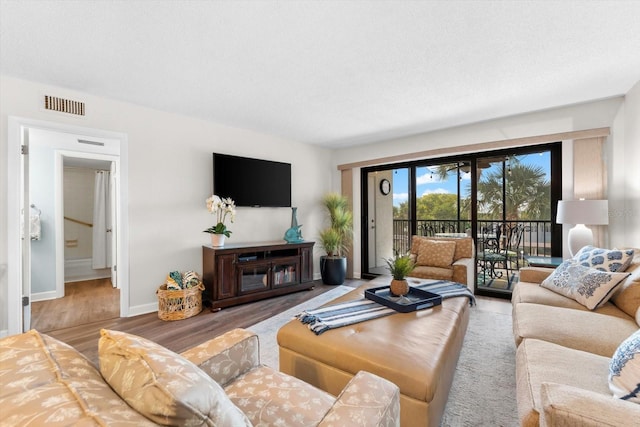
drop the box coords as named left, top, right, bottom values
left=408, top=236, right=475, bottom=286
left=511, top=252, right=640, bottom=426
left=0, top=328, right=400, bottom=426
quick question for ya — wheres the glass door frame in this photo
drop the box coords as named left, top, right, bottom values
left=360, top=142, right=562, bottom=296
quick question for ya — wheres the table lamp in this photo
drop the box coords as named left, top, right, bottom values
left=556, top=199, right=609, bottom=256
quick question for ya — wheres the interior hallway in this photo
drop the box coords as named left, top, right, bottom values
left=31, top=278, right=119, bottom=332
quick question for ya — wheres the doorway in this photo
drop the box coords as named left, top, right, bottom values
left=31, top=156, right=119, bottom=332
left=360, top=143, right=562, bottom=297
left=7, top=117, right=129, bottom=335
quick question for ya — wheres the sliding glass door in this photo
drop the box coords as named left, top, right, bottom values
left=361, top=143, right=562, bottom=297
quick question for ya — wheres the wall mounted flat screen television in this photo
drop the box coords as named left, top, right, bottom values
left=213, top=153, right=292, bottom=207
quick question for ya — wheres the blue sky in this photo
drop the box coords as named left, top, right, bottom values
left=391, top=152, right=551, bottom=207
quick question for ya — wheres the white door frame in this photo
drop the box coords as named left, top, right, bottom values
left=7, top=116, right=129, bottom=335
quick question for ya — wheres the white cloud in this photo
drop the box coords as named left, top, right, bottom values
left=393, top=192, right=408, bottom=203
left=416, top=169, right=443, bottom=184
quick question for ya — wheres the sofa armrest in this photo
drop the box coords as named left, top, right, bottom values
left=452, top=257, right=474, bottom=287
left=519, top=267, right=554, bottom=284
left=540, top=382, right=640, bottom=427
left=318, top=371, right=400, bottom=427
left=180, top=328, right=259, bottom=386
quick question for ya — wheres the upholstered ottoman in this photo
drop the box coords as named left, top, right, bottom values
left=277, top=278, right=471, bottom=427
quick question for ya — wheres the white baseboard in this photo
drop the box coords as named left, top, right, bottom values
left=0, top=329, right=8, bottom=338
left=127, top=302, right=158, bottom=317
left=65, top=258, right=110, bottom=282
left=31, top=290, right=58, bottom=302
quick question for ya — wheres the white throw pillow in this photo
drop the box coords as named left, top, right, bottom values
left=574, top=246, right=635, bottom=273
left=541, top=259, right=629, bottom=310
left=609, top=329, right=640, bottom=404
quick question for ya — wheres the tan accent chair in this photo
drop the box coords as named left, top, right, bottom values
left=409, top=236, right=475, bottom=286
left=0, top=328, right=400, bottom=426
left=511, top=250, right=640, bottom=427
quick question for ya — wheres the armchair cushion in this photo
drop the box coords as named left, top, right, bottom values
left=0, top=330, right=156, bottom=426
left=516, top=338, right=611, bottom=427
left=611, top=262, right=640, bottom=318
left=99, top=329, right=252, bottom=427
left=540, top=259, right=629, bottom=310
left=180, top=328, right=259, bottom=387
left=417, top=239, right=456, bottom=268
left=540, top=382, right=640, bottom=427
left=224, top=365, right=335, bottom=426
left=319, top=371, right=400, bottom=427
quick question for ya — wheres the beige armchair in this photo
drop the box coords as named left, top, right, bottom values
left=408, top=236, right=475, bottom=286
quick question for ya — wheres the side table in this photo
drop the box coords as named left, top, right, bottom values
left=525, top=256, right=563, bottom=268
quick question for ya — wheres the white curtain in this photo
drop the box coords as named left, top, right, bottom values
left=92, top=170, right=112, bottom=269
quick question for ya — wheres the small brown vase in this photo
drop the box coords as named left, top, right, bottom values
left=390, top=279, right=410, bottom=297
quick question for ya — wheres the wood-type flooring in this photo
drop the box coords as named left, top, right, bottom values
left=42, top=279, right=361, bottom=365
left=31, top=278, right=120, bottom=333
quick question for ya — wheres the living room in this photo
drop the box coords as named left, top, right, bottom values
left=1, top=2, right=640, bottom=426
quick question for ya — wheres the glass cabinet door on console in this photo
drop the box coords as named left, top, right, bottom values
left=237, top=262, right=270, bottom=294
left=272, top=257, right=300, bottom=287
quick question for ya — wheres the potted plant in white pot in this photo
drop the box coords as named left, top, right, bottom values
left=204, top=195, right=236, bottom=247
left=318, top=192, right=353, bottom=285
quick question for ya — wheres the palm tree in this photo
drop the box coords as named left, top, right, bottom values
left=477, top=162, right=549, bottom=220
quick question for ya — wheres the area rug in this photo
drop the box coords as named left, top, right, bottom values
left=247, top=287, right=518, bottom=427
left=246, top=285, right=352, bottom=368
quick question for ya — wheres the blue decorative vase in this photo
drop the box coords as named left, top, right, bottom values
left=284, top=207, right=304, bottom=243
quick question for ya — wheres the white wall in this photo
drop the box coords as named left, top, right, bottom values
left=64, top=167, right=95, bottom=261
left=1, top=75, right=332, bottom=333
left=332, top=96, right=638, bottom=276
left=613, top=80, right=640, bottom=248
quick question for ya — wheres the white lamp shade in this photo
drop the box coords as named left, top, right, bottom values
left=557, top=199, right=609, bottom=256
left=557, top=200, right=609, bottom=225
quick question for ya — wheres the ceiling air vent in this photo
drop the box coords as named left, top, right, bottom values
left=44, top=95, right=85, bottom=116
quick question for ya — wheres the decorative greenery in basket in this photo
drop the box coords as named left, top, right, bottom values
left=384, top=253, right=416, bottom=280
left=157, top=270, right=205, bottom=321
left=165, top=270, right=203, bottom=290
left=384, top=253, right=416, bottom=297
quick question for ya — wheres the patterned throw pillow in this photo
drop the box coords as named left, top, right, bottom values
left=609, top=330, right=640, bottom=404
left=574, top=246, right=635, bottom=272
left=417, top=239, right=457, bottom=268
left=99, top=329, right=252, bottom=427
left=541, top=259, right=630, bottom=310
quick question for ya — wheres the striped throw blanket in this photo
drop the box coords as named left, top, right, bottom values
left=296, top=280, right=475, bottom=335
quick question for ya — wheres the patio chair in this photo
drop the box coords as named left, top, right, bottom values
left=477, top=223, right=525, bottom=288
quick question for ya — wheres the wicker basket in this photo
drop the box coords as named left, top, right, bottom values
left=156, top=283, right=204, bottom=321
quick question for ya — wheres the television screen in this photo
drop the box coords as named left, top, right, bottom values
left=213, top=153, right=292, bottom=207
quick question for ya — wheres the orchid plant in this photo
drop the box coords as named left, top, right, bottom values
left=204, top=195, right=236, bottom=237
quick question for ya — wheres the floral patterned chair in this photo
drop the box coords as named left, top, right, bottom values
left=0, top=328, right=400, bottom=426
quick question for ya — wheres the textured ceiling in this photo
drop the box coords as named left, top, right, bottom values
left=1, top=1, right=639, bottom=148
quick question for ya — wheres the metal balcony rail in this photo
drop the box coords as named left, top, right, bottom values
left=392, top=219, right=553, bottom=258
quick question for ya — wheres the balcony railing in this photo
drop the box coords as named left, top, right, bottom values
left=393, top=219, right=553, bottom=257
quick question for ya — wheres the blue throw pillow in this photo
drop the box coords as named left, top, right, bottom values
left=574, top=246, right=634, bottom=273
left=609, top=330, right=640, bottom=404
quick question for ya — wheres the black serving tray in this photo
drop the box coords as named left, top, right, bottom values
left=364, top=285, right=443, bottom=313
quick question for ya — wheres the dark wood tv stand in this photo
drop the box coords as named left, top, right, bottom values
left=202, top=241, right=315, bottom=310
